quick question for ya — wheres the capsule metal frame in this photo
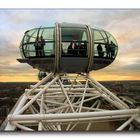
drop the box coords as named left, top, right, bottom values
left=17, top=22, right=118, bottom=73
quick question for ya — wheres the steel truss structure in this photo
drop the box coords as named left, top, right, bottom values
left=1, top=73, right=140, bottom=131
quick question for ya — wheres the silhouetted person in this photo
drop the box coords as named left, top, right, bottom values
left=34, top=36, right=45, bottom=57
left=97, top=43, right=104, bottom=57
left=34, top=36, right=40, bottom=57
left=61, top=43, right=64, bottom=55
left=109, top=41, right=116, bottom=59
left=105, top=43, right=110, bottom=58
left=40, top=36, right=45, bottom=56
left=67, top=42, right=78, bottom=56
left=79, top=42, right=87, bottom=56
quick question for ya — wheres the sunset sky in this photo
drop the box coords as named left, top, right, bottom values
left=0, top=9, right=140, bottom=82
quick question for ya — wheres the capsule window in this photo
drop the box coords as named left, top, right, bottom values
left=61, top=27, right=88, bottom=57
left=92, top=29, right=118, bottom=59
left=21, top=27, right=55, bottom=58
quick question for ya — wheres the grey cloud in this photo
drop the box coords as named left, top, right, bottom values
left=0, top=62, right=37, bottom=75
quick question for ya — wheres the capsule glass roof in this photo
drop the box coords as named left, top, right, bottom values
left=19, top=23, right=118, bottom=60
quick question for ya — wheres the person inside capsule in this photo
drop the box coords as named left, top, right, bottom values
left=97, top=43, right=104, bottom=58
left=104, top=41, right=116, bottom=59
left=105, top=43, right=110, bottom=58
left=34, top=36, right=45, bottom=57
left=109, top=41, right=117, bottom=59
left=67, top=42, right=78, bottom=56
left=79, top=41, right=87, bottom=57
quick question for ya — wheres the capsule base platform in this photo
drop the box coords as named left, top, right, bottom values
left=1, top=73, right=140, bottom=131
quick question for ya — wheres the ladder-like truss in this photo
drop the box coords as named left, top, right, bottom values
left=1, top=73, right=140, bottom=131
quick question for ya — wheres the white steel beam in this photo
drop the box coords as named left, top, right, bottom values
left=88, top=76, right=129, bottom=109
left=86, top=121, right=92, bottom=131
left=26, top=72, right=53, bottom=96
left=3, top=73, right=140, bottom=131
left=116, top=115, right=137, bottom=131
left=11, top=122, right=34, bottom=131
left=58, top=79, right=75, bottom=113
left=38, top=94, right=44, bottom=131
left=5, top=94, right=27, bottom=131
left=17, top=76, right=59, bottom=114
left=11, top=114, right=131, bottom=124
left=79, top=79, right=88, bottom=112
left=8, top=109, right=140, bottom=121
left=30, top=84, right=86, bottom=88
left=25, top=88, right=97, bottom=93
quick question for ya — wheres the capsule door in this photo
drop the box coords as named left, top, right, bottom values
left=60, top=26, right=89, bottom=73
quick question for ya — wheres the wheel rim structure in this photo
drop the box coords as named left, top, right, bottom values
left=1, top=73, right=140, bottom=131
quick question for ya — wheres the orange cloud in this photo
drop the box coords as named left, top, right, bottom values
left=0, top=75, right=38, bottom=82
left=0, top=72, right=140, bottom=82
left=90, top=72, right=140, bottom=81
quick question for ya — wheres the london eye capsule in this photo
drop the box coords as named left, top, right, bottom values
left=17, top=23, right=118, bottom=73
